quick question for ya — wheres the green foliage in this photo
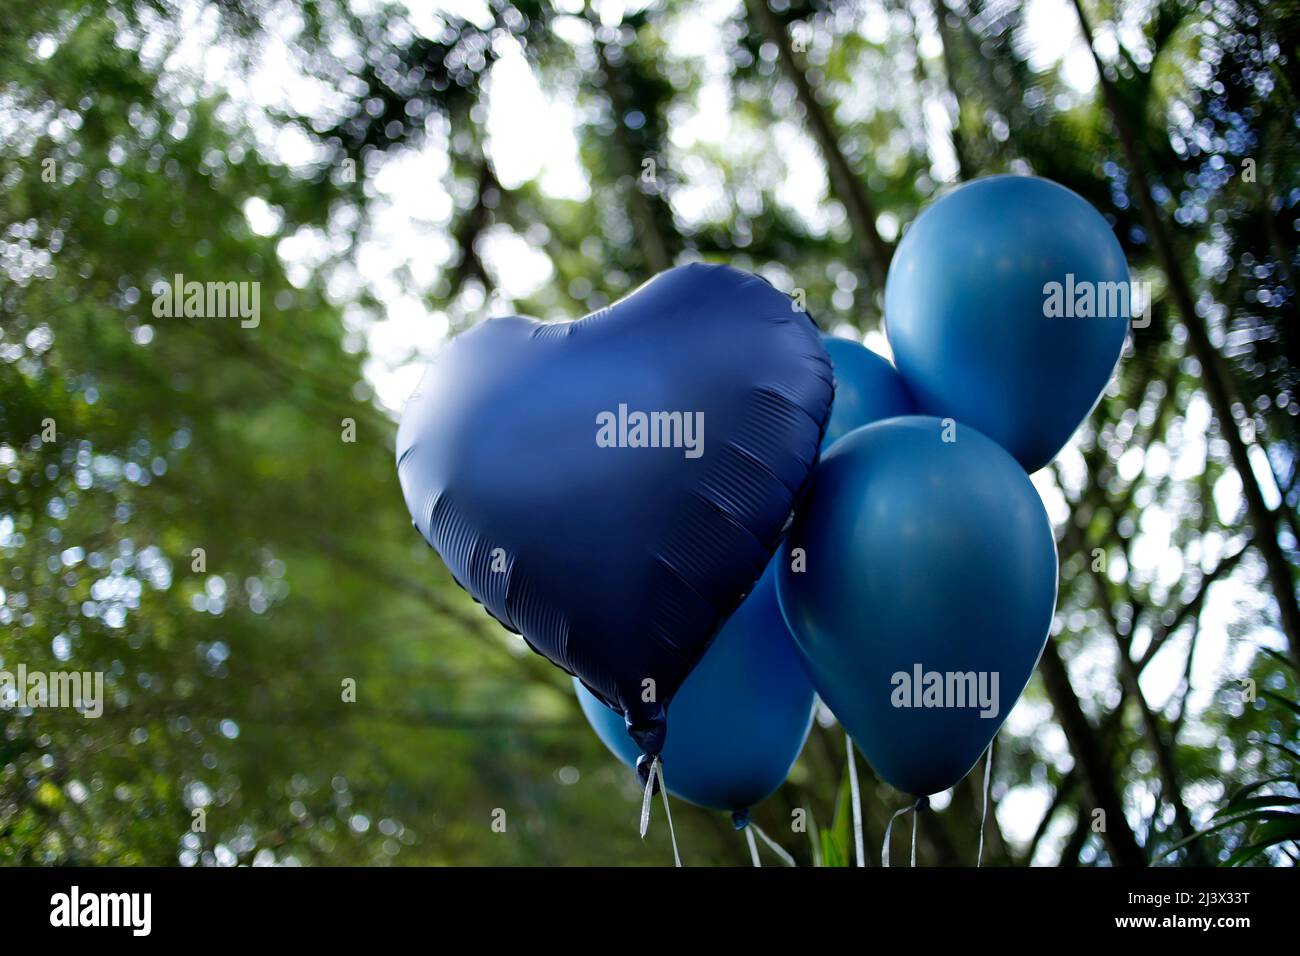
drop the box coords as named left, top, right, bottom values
left=818, top=767, right=856, bottom=867
left=1161, top=650, right=1300, bottom=865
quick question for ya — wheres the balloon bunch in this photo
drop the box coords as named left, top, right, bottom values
left=395, top=175, right=1131, bottom=853
left=779, top=176, right=1130, bottom=800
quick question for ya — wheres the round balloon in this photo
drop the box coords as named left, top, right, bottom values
left=396, top=264, right=832, bottom=769
left=820, top=336, right=915, bottom=451
left=576, top=561, right=814, bottom=812
left=777, top=416, right=1057, bottom=796
left=884, top=175, right=1130, bottom=473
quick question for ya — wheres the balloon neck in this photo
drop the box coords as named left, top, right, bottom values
left=913, top=795, right=930, bottom=813
left=731, top=808, right=751, bottom=831
left=627, top=701, right=667, bottom=794
left=625, top=707, right=666, bottom=756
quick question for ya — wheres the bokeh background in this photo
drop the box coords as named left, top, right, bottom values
left=1, top=0, right=1298, bottom=866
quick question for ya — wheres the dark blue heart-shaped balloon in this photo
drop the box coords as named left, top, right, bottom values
left=574, top=561, right=814, bottom=814
left=396, top=264, right=832, bottom=763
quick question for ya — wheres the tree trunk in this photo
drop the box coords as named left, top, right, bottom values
left=930, top=0, right=974, bottom=181
left=1063, top=520, right=1209, bottom=864
left=1037, top=636, right=1147, bottom=865
left=594, top=39, right=674, bottom=275
left=1070, top=0, right=1300, bottom=667
left=449, top=160, right=498, bottom=296
left=746, top=0, right=892, bottom=291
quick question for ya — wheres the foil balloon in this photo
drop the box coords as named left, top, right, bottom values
left=576, top=562, right=814, bottom=813
left=397, top=264, right=832, bottom=776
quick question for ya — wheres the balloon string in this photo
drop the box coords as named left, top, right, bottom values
left=745, top=825, right=761, bottom=867
left=977, top=737, right=994, bottom=867
left=911, top=808, right=919, bottom=867
left=638, top=757, right=656, bottom=839
left=637, top=759, right=686, bottom=868
left=655, top=758, right=682, bottom=867
left=750, top=822, right=797, bottom=867
left=882, top=797, right=928, bottom=867
left=881, top=805, right=911, bottom=868
left=845, top=730, right=865, bottom=868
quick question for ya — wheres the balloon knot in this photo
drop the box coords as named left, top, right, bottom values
left=731, top=809, right=750, bottom=830
left=914, top=795, right=930, bottom=813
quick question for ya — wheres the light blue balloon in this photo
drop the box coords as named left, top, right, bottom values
left=575, top=563, right=814, bottom=813
left=776, top=416, right=1058, bottom=796
left=821, top=336, right=916, bottom=451
left=885, top=175, right=1130, bottom=473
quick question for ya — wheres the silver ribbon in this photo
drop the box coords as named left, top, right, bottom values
left=977, top=737, right=994, bottom=867
left=638, top=756, right=681, bottom=867
left=846, top=731, right=865, bottom=868
left=750, top=821, right=796, bottom=867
